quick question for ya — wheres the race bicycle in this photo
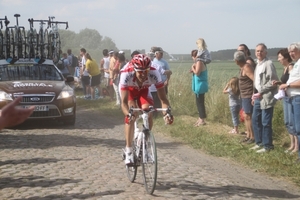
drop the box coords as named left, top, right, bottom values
left=47, top=16, right=68, bottom=62
left=123, top=106, right=172, bottom=195
left=28, top=18, right=49, bottom=59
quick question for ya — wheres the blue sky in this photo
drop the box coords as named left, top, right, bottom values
left=1, top=0, right=299, bottom=54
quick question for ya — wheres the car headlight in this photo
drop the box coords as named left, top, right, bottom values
left=57, top=86, right=74, bottom=99
left=0, top=91, right=13, bottom=101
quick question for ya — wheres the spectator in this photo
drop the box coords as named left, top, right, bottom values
left=237, top=44, right=256, bottom=70
left=223, top=77, right=241, bottom=134
left=111, top=51, right=120, bottom=105
left=107, top=49, right=115, bottom=100
left=118, top=53, right=127, bottom=71
left=234, top=51, right=255, bottom=143
left=74, top=55, right=82, bottom=88
left=80, top=48, right=91, bottom=99
left=196, top=38, right=211, bottom=64
left=273, top=48, right=297, bottom=154
left=100, top=49, right=110, bottom=98
left=0, top=96, right=34, bottom=130
left=147, top=52, right=172, bottom=117
left=190, top=49, right=208, bottom=126
left=85, top=53, right=101, bottom=100
left=67, top=49, right=75, bottom=77
left=152, top=48, right=171, bottom=94
left=60, top=53, right=71, bottom=78
left=251, top=43, right=279, bottom=153
left=279, top=42, right=300, bottom=163
left=131, top=50, right=140, bottom=58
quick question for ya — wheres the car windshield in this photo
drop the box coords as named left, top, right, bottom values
left=0, top=64, right=63, bottom=81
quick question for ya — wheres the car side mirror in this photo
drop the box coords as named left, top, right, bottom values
left=65, top=75, right=74, bottom=82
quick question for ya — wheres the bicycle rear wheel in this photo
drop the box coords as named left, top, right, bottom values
left=10, top=29, right=15, bottom=58
left=48, top=31, right=53, bottom=60
left=4, top=28, right=11, bottom=59
left=43, top=29, right=49, bottom=58
left=126, top=140, right=137, bottom=182
left=0, top=30, right=3, bottom=59
left=142, top=130, right=157, bottom=195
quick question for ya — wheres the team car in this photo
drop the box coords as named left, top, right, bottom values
left=0, top=58, right=76, bottom=125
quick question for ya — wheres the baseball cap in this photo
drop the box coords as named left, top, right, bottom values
left=119, top=50, right=124, bottom=54
left=109, top=50, right=114, bottom=54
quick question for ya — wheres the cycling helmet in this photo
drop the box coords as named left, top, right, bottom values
left=131, top=54, right=151, bottom=70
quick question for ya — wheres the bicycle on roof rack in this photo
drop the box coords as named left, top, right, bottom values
left=47, top=16, right=68, bottom=62
left=27, top=18, right=38, bottom=59
left=0, top=15, right=12, bottom=59
left=0, top=14, right=27, bottom=60
left=28, top=18, right=49, bottom=59
left=0, top=18, right=5, bottom=59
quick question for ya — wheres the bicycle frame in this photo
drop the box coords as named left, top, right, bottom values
left=47, top=16, right=68, bottom=61
left=132, top=107, right=167, bottom=162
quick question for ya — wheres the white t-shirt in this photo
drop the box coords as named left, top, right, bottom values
left=149, top=63, right=165, bottom=93
left=286, top=59, right=300, bottom=96
left=103, top=57, right=110, bottom=78
left=82, top=56, right=89, bottom=76
left=254, top=59, right=266, bottom=92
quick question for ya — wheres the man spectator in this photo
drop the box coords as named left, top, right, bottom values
left=147, top=52, right=172, bottom=117
left=60, top=53, right=71, bottom=78
left=107, top=49, right=115, bottom=100
left=80, top=48, right=91, bottom=99
left=100, top=49, right=110, bottom=98
left=67, top=49, right=75, bottom=77
left=250, top=43, right=279, bottom=153
left=152, top=48, right=171, bottom=94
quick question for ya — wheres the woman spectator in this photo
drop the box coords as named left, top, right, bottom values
left=279, top=42, right=300, bottom=163
left=237, top=44, right=256, bottom=70
left=234, top=51, right=255, bottom=143
left=273, top=48, right=297, bottom=154
left=190, top=49, right=208, bottom=126
left=85, top=53, right=101, bottom=100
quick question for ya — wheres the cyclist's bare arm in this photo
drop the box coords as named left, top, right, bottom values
left=120, top=90, right=131, bottom=116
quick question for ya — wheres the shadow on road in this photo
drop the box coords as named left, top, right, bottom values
left=0, top=175, right=123, bottom=199
left=0, top=176, right=81, bottom=189
left=155, top=180, right=300, bottom=199
left=0, top=134, right=125, bottom=149
left=0, top=158, right=81, bottom=166
left=12, top=190, right=124, bottom=200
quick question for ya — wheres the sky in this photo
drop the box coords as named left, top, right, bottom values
left=1, top=0, right=299, bottom=54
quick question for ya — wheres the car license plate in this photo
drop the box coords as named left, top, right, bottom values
left=23, top=105, right=49, bottom=111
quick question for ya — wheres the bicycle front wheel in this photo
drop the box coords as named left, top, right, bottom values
left=126, top=140, right=137, bottom=182
left=142, top=130, right=157, bottom=195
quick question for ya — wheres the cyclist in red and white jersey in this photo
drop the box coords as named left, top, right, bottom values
left=119, top=54, right=173, bottom=165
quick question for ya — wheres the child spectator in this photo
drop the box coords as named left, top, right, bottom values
left=223, top=77, right=241, bottom=134
left=196, top=38, right=211, bottom=64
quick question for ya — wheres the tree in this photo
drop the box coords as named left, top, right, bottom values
left=77, top=28, right=102, bottom=50
left=100, top=36, right=118, bottom=51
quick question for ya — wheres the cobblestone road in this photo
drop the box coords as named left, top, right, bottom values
left=0, top=108, right=300, bottom=200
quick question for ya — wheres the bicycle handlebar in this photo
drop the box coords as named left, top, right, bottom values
left=48, top=21, right=68, bottom=29
left=28, top=18, right=49, bottom=28
left=130, top=106, right=170, bottom=113
left=0, top=16, right=10, bottom=27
